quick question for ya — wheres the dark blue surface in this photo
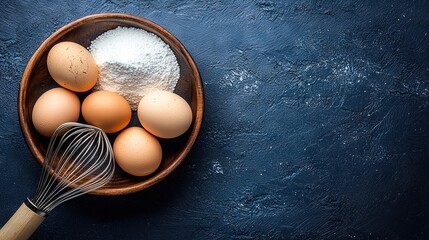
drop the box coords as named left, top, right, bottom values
left=1, top=1, right=429, bottom=239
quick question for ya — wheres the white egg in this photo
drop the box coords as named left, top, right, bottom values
left=138, top=91, right=192, bottom=139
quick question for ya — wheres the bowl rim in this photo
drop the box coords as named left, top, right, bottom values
left=18, top=13, right=204, bottom=195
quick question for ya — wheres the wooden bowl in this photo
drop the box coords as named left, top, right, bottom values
left=18, top=13, right=204, bottom=195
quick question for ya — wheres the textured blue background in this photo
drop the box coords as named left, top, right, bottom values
left=1, top=1, right=429, bottom=239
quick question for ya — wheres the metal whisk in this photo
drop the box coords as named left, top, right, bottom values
left=0, top=122, right=115, bottom=240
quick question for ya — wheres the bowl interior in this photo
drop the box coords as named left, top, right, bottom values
left=18, top=13, right=203, bottom=195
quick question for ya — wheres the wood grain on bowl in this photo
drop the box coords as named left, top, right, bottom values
left=18, top=13, right=204, bottom=195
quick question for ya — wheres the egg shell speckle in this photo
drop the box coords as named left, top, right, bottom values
left=47, top=41, right=98, bottom=92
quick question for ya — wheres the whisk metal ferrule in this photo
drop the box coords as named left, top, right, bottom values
left=24, top=198, right=48, bottom=218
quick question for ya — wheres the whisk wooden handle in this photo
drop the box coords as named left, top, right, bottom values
left=0, top=203, right=45, bottom=240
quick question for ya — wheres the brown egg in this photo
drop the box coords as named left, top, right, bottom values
left=138, top=91, right=193, bottom=138
left=47, top=41, right=98, bottom=92
left=32, top=88, right=81, bottom=137
left=113, top=127, right=162, bottom=176
left=82, top=91, right=131, bottom=133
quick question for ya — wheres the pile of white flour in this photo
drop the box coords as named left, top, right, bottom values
left=89, top=27, right=180, bottom=110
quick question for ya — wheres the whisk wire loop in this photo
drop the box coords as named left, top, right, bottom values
left=29, top=122, right=115, bottom=214
left=40, top=130, right=96, bottom=209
